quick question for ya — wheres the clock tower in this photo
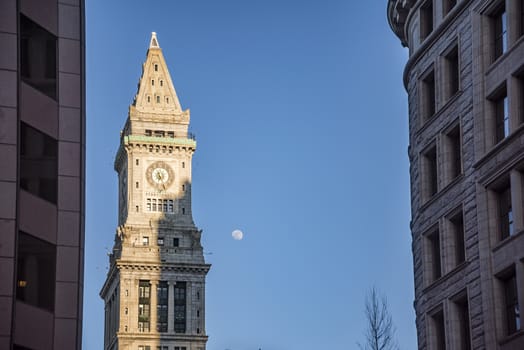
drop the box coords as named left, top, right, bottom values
left=100, top=33, right=210, bottom=350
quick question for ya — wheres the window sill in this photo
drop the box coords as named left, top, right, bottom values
left=499, top=329, right=524, bottom=346
left=419, top=173, right=464, bottom=212
left=422, top=260, right=469, bottom=293
left=416, top=90, right=464, bottom=136
left=492, top=229, right=524, bottom=254
left=473, top=123, right=524, bottom=171
left=486, top=35, right=524, bottom=76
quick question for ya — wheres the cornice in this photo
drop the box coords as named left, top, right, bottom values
left=116, top=261, right=211, bottom=275
left=117, top=333, right=209, bottom=342
left=387, top=0, right=416, bottom=46
left=114, top=134, right=196, bottom=170
left=125, top=135, right=196, bottom=148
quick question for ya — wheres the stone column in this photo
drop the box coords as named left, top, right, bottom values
left=168, top=281, right=174, bottom=333
left=507, top=0, right=520, bottom=44
left=150, top=280, right=157, bottom=332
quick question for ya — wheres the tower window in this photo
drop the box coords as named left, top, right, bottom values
left=157, top=237, right=164, bottom=246
left=182, top=184, right=185, bottom=191
left=157, top=281, right=168, bottom=332
left=173, top=238, right=179, bottom=247
left=154, top=64, right=158, bottom=71
left=138, top=281, right=151, bottom=333
left=166, top=97, right=169, bottom=103
left=145, top=129, right=152, bottom=136
left=152, top=79, right=155, bottom=86
left=147, top=96, right=151, bottom=103
left=167, top=131, right=174, bottom=138
left=182, top=162, right=185, bottom=168
left=174, top=282, right=187, bottom=333
left=160, top=80, right=163, bottom=86
left=142, top=236, right=149, bottom=246
left=182, top=208, right=186, bottom=215
left=136, top=159, right=140, bottom=165
left=136, top=181, right=139, bottom=189
left=136, top=205, right=139, bottom=212
left=156, top=95, right=160, bottom=103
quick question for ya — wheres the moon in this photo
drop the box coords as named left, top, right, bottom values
left=232, top=229, right=243, bottom=240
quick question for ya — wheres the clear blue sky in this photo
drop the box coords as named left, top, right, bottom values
left=84, top=1, right=413, bottom=349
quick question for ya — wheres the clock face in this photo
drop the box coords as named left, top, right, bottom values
left=152, top=168, right=169, bottom=184
left=146, top=161, right=174, bottom=189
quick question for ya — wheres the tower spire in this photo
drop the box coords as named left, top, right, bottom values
left=149, top=31, right=160, bottom=49
left=131, top=32, right=186, bottom=121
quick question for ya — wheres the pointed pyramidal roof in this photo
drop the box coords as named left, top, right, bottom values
left=131, top=32, right=186, bottom=119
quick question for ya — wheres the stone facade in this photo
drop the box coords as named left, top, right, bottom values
left=388, top=0, right=524, bottom=349
left=100, top=33, right=210, bottom=350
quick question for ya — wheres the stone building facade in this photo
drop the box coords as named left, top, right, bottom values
left=100, top=33, right=210, bottom=350
left=388, top=0, right=524, bottom=349
left=0, top=0, right=86, bottom=349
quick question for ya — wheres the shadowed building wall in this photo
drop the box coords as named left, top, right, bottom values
left=388, top=0, right=524, bottom=349
left=0, top=0, right=86, bottom=349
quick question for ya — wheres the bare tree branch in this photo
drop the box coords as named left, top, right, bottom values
left=357, top=287, right=399, bottom=350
